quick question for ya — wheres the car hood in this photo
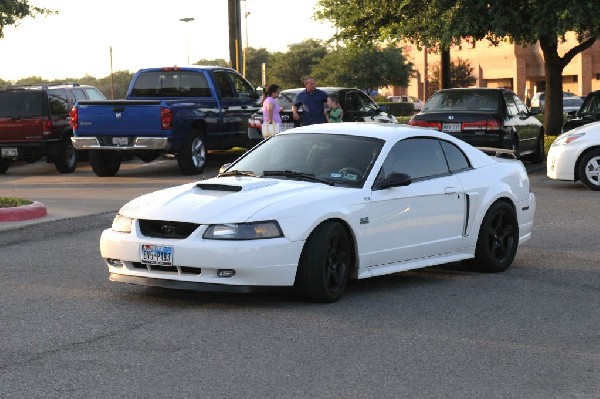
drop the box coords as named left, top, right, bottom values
left=119, top=176, right=351, bottom=224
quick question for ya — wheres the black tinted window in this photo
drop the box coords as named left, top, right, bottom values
left=130, top=71, right=211, bottom=97
left=381, top=138, right=450, bottom=180
left=440, top=140, right=471, bottom=172
left=424, top=90, right=500, bottom=112
left=48, top=89, right=69, bottom=115
left=0, top=91, right=44, bottom=117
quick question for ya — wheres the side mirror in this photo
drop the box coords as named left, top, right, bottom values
left=379, top=104, right=389, bottom=113
left=529, top=107, right=540, bottom=116
left=373, top=172, right=412, bottom=190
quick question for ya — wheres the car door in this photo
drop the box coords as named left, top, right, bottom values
left=504, top=91, right=538, bottom=153
left=365, top=137, right=468, bottom=270
left=212, top=70, right=259, bottom=137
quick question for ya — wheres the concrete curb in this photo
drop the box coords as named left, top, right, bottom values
left=0, top=201, right=48, bottom=222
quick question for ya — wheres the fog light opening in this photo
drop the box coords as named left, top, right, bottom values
left=217, top=269, right=236, bottom=278
left=107, top=258, right=124, bottom=267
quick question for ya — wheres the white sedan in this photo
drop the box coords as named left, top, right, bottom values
left=547, top=121, right=600, bottom=190
left=101, top=123, right=536, bottom=302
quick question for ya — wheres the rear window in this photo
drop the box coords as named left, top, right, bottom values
left=130, top=71, right=211, bottom=97
left=0, top=91, right=46, bottom=117
left=424, top=90, right=501, bottom=112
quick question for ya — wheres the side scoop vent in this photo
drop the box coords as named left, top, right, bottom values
left=195, top=184, right=242, bottom=192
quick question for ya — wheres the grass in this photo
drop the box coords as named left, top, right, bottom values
left=0, top=197, right=33, bottom=208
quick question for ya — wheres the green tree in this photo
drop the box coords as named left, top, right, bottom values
left=316, top=0, right=600, bottom=135
left=194, top=58, right=229, bottom=68
left=0, top=0, right=54, bottom=38
left=427, top=57, right=476, bottom=97
left=244, top=47, right=270, bottom=87
left=97, top=70, right=135, bottom=99
left=267, top=39, right=329, bottom=89
left=312, top=44, right=413, bottom=93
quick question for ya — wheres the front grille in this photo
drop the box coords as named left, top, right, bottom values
left=132, top=262, right=201, bottom=275
left=139, top=219, right=199, bottom=239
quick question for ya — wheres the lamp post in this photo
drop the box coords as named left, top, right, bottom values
left=180, top=17, right=194, bottom=65
left=244, top=10, right=250, bottom=76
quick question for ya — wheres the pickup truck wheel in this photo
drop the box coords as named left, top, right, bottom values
left=90, top=150, right=121, bottom=177
left=54, top=139, right=77, bottom=174
left=0, top=159, right=10, bottom=174
left=177, top=130, right=206, bottom=175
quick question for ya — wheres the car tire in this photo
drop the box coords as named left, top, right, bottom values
left=530, top=130, right=545, bottom=164
left=54, top=139, right=77, bottom=174
left=177, top=130, right=206, bottom=175
left=468, top=201, right=519, bottom=273
left=90, top=150, right=121, bottom=177
left=577, top=149, right=600, bottom=191
left=294, top=221, right=352, bottom=303
left=0, top=159, right=10, bottom=174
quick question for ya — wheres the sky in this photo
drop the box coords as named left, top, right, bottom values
left=0, top=0, right=337, bottom=82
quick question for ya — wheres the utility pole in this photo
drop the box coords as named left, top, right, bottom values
left=228, top=0, right=243, bottom=72
left=440, top=48, right=451, bottom=89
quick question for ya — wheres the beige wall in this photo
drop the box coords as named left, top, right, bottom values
left=382, top=34, right=600, bottom=102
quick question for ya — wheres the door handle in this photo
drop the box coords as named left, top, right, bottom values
left=444, top=187, right=458, bottom=194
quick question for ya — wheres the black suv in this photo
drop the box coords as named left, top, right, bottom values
left=562, top=90, right=600, bottom=133
left=0, top=83, right=106, bottom=174
left=409, top=88, right=544, bottom=163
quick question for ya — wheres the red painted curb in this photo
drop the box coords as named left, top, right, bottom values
left=0, top=201, right=48, bottom=222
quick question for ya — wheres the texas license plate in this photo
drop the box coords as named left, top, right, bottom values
left=1, top=147, right=18, bottom=157
left=442, top=123, right=461, bottom=133
left=112, top=137, right=129, bottom=145
left=280, top=123, right=295, bottom=132
left=141, top=244, right=173, bottom=266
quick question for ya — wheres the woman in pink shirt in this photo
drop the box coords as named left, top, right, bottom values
left=261, top=84, right=282, bottom=138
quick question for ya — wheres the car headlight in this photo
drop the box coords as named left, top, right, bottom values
left=203, top=221, right=283, bottom=240
left=112, top=214, right=133, bottom=233
left=552, top=132, right=585, bottom=146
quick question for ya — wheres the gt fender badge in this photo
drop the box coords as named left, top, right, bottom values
left=360, top=217, right=369, bottom=225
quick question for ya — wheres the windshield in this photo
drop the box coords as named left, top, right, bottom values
left=424, top=90, right=501, bottom=112
left=225, top=133, right=384, bottom=187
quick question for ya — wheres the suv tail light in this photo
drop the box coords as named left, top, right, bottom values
left=69, top=106, right=78, bottom=130
left=161, top=107, right=173, bottom=129
left=42, top=118, right=53, bottom=136
left=408, top=119, right=441, bottom=130
left=248, top=115, right=263, bottom=129
left=462, top=119, right=502, bottom=131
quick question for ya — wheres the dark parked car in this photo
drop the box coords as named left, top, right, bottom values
left=247, top=87, right=396, bottom=143
left=408, top=88, right=544, bottom=163
left=0, top=83, right=106, bottom=174
left=562, top=90, right=600, bottom=133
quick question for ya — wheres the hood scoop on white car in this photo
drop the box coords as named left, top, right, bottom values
left=195, top=178, right=279, bottom=192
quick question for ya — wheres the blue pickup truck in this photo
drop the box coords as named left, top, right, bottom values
left=71, top=66, right=260, bottom=176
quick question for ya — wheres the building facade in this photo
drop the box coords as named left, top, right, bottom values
left=382, top=32, right=600, bottom=103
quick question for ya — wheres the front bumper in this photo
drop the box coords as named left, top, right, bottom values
left=547, top=144, right=580, bottom=181
left=100, top=225, right=304, bottom=289
left=72, top=136, right=170, bottom=151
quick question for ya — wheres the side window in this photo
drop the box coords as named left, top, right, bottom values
left=504, top=93, right=518, bottom=116
left=229, top=72, right=254, bottom=99
left=344, top=92, right=360, bottom=112
left=356, top=91, right=378, bottom=112
left=213, top=71, right=235, bottom=98
left=72, top=89, right=87, bottom=103
left=440, top=140, right=471, bottom=173
left=513, top=95, right=529, bottom=114
left=48, top=89, right=69, bottom=115
left=84, top=88, right=107, bottom=100
left=380, top=138, right=450, bottom=181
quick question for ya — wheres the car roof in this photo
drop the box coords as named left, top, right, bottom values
left=280, top=122, right=496, bottom=167
left=282, top=87, right=357, bottom=94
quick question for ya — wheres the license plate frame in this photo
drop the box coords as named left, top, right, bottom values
left=141, top=244, right=173, bottom=266
left=112, top=136, right=129, bottom=146
left=1, top=147, right=18, bottom=158
left=442, top=123, right=462, bottom=133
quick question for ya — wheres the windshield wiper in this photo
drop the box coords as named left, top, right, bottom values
left=219, top=170, right=257, bottom=177
left=262, top=170, right=333, bottom=185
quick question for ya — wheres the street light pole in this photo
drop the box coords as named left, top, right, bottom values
left=180, top=17, right=194, bottom=65
left=244, top=10, right=250, bottom=77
